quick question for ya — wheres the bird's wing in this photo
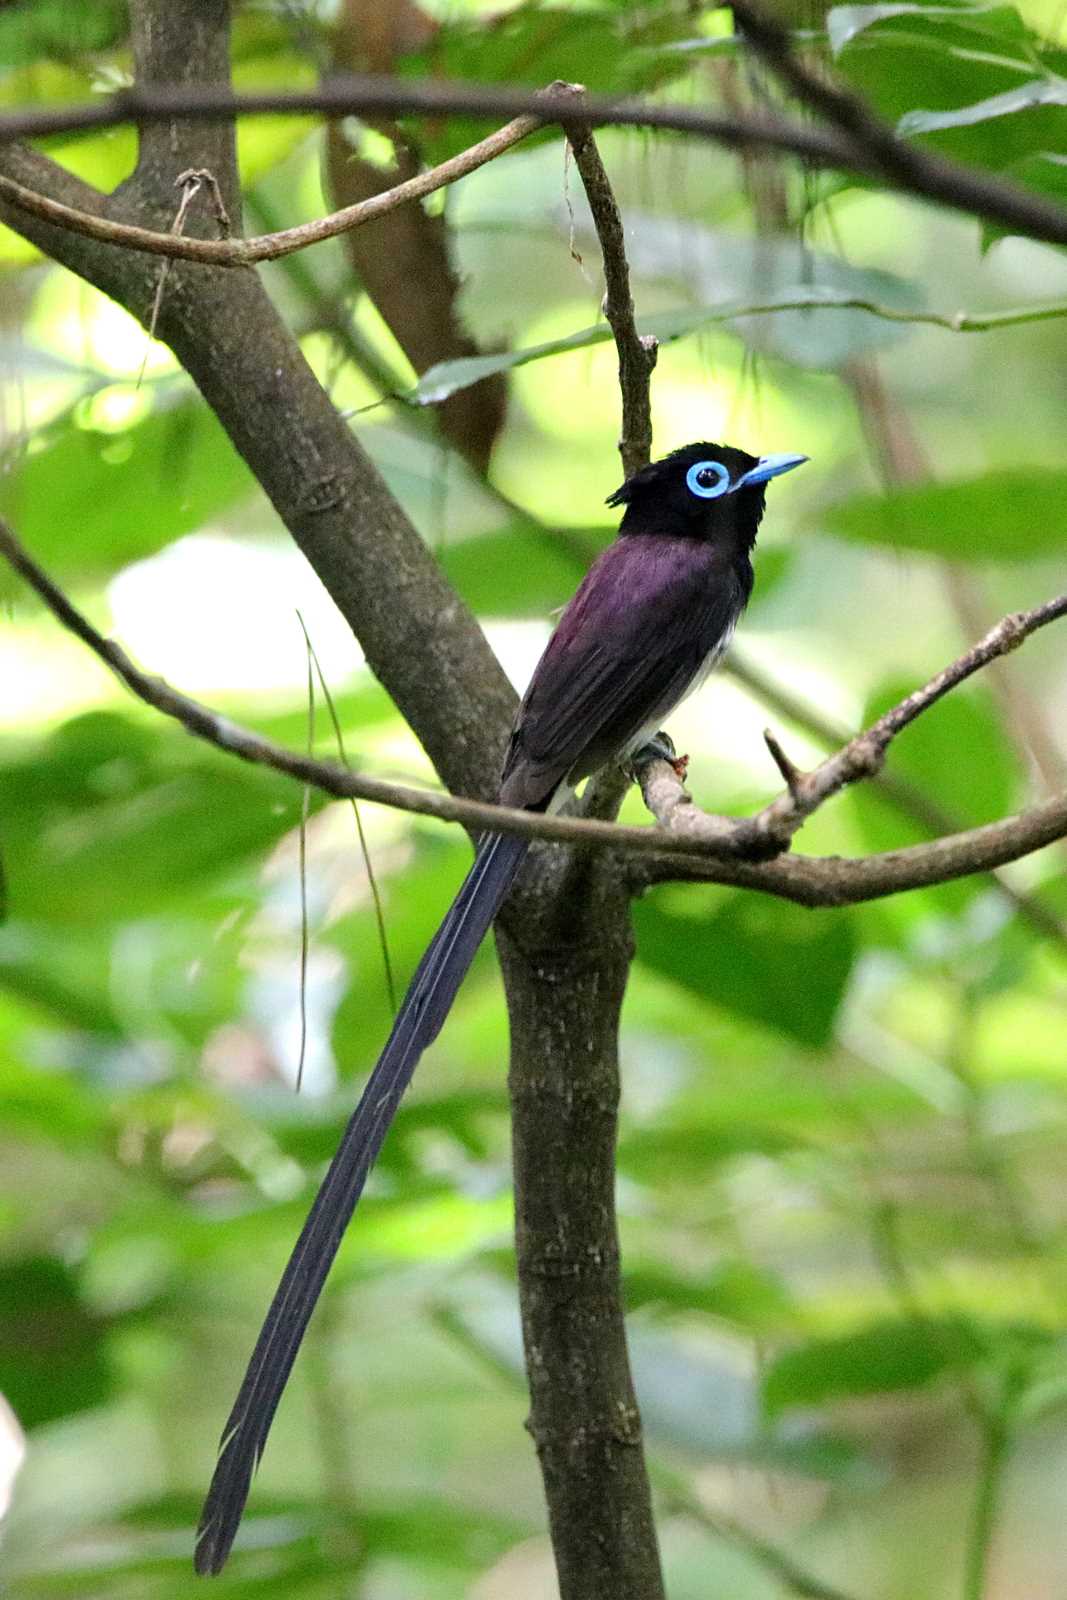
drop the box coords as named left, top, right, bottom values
left=500, top=535, right=743, bottom=808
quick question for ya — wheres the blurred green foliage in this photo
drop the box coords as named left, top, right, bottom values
left=1, top=3, right=1066, bottom=1598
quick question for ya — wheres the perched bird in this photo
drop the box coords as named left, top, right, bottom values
left=195, top=440, right=806, bottom=1574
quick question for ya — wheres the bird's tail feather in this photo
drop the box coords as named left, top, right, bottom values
left=195, top=830, right=529, bottom=1575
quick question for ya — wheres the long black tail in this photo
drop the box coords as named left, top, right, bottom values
left=195, top=830, right=529, bottom=1575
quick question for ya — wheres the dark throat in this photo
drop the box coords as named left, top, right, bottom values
left=617, top=489, right=764, bottom=605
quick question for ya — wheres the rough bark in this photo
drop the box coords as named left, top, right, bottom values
left=498, top=849, right=665, bottom=1600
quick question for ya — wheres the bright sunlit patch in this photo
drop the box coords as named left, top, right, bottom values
left=76, top=384, right=153, bottom=435
left=0, top=627, right=116, bottom=725
left=508, top=303, right=624, bottom=448
left=108, top=536, right=368, bottom=694
left=0, top=1392, right=25, bottom=1520
left=30, top=273, right=176, bottom=381
left=300, top=330, right=398, bottom=416
left=350, top=1191, right=511, bottom=1261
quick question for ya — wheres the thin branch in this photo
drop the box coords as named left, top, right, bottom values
left=296, top=619, right=315, bottom=1094
left=726, top=649, right=1067, bottom=948
left=694, top=593, right=1067, bottom=859
left=670, top=294, right=1067, bottom=336
left=964, top=1411, right=1011, bottom=1600
left=845, top=358, right=1067, bottom=845
left=3, top=516, right=1066, bottom=909
left=4, top=75, right=1067, bottom=249
left=0, top=111, right=541, bottom=266
left=657, top=1469, right=860, bottom=1600
left=556, top=90, right=654, bottom=826
left=559, top=85, right=657, bottom=478
left=298, top=616, right=397, bottom=1017
left=730, top=0, right=925, bottom=182
left=634, top=774, right=1067, bottom=904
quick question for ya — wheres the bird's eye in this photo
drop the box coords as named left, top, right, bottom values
left=686, top=460, right=730, bottom=499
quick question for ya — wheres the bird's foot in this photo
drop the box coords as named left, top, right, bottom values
left=631, top=732, right=689, bottom=782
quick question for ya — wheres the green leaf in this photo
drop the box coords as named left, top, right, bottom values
left=862, top=681, right=1014, bottom=835
left=400, top=7, right=694, bottom=162
left=849, top=681, right=1016, bottom=916
left=0, top=396, right=255, bottom=586
left=829, top=1, right=1028, bottom=55
left=0, top=1053, right=112, bottom=1144
left=414, top=280, right=922, bottom=405
left=1015, top=1341, right=1067, bottom=1423
left=0, top=711, right=313, bottom=925
left=0, top=0, right=127, bottom=66
left=633, top=1327, right=875, bottom=1480
left=440, top=522, right=602, bottom=614
left=834, top=5, right=1066, bottom=172
left=899, top=75, right=1067, bottom=135
left=818, top=469, right=1067, bottom=558
left=983, top=152, right=1067, bottom=247
left=625, top=1259, right=795, bottom=1328
left=633, top=890, right=856, bottom=1049
left=763, top=1316, right=1018, bottom=1414
left=0, top=1256, right=114, bottom=1428
left=0, top=925, right=125, bottom=1036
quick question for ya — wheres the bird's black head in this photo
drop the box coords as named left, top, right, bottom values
left=607, top=441, right=806, bottom=547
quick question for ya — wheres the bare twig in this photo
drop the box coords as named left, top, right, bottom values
left=657, top=1467, right=860, bottom=1600
left=557, top=83, right=657, bottom=477
left=3, top=516, right=1066, bottom=906
left=704, top=594, right=1067, bottom=858
left=0, top=111, right=541, bottom=266
left=763, top=728, right=804, bottom=799
left=845, top=357, right=1067, bottom=817
left=296, top=617, right=315, bottom=1093
left=634, top=771, right=1067, bottom=904
left=3, top=75, right=1067, bottom=249
left=297, top=615, right=397, bottom=1017
left=727, top=648, right=1067, bottom=948
left=730, top=0, right=924, bottom=183
left=141, top=169, right=221, bottom=373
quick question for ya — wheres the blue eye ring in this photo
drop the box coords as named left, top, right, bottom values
left=686, top=460, right=730, bottom=499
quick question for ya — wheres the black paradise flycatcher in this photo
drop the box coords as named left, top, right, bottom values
left=195, top=439, right=807, bottom=1574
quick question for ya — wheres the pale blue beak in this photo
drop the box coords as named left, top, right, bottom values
left=734, top=452, right=808, bottom=491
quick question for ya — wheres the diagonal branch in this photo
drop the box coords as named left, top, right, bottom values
left=558, top=85, right=657, bottom=479
left=643, top=593, right=1067, bottom=861
left=4, top=76, right=1067, bottom=248
left=729, top=0, right=928, bottom=187
left=726, top=649, right=1067, bottom=948
left=0, top=111, right=541, bottom=265
left=634, top=773, right=1067, bottom=905
left=552, top=91, right=656, bottom=821
left=4, top=515, right=1065, bottom=908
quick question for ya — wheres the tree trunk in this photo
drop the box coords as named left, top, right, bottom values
left=499, top=849, right=665, bottom=1600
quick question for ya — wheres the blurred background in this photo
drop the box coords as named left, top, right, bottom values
left=1, top=1, right=1067, bottom=1595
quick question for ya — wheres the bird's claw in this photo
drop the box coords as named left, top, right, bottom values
left=630, top=731, right=689, bottom=783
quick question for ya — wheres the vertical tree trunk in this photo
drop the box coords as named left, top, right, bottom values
left=499, top=850, right=666, bottom=1600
